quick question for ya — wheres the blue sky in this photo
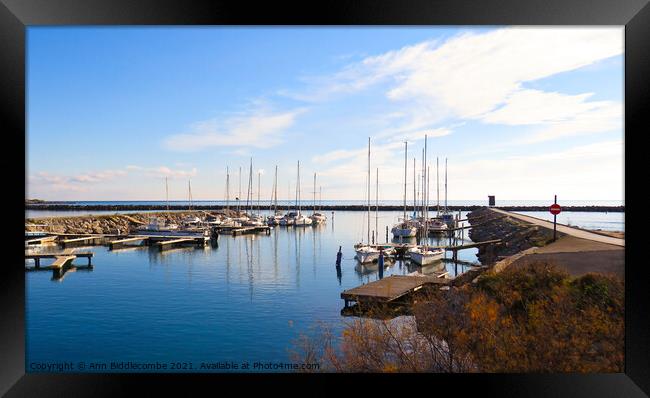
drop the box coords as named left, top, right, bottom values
left=27, top=27, right=624, bottom=202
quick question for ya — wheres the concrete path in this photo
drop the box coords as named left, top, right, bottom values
left=490, top=208, right=624, bottom=247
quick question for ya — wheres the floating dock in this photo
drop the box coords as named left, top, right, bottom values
left=214, top=225, right=271, bottom=236
left=25, top=251, right=94, bottom=268
left=341, top=274, right=450, bottom=307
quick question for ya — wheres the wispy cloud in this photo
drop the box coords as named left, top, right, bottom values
left=283, top=27, right=622, bottom=143
left=162, top=107, right=306, bottom=152
left=126, top=165, right=198, bottom=179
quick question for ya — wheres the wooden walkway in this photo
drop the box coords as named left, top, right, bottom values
left=215, top=225, right=271, bottom=235
left=108, top=236, right=149, bottom=250
left=25, top=251, right=93, bottom=268
left=341, top=275, right=450, bottom=306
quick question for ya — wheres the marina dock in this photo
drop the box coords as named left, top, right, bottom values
left=25, top=251, right=94, bottom=268
left=341, top=275, right=450, bottom=307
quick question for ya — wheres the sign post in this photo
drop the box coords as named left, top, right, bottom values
left=550, top=195, right=561, bottom=242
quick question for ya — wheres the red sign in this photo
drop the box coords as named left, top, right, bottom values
left=550, top=204, right=561, bottom=215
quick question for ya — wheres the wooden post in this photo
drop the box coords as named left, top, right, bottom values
left=336, top=246, right=342, bottom=267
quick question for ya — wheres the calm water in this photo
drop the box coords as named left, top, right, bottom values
left=26, top=211, right=479, bottom=373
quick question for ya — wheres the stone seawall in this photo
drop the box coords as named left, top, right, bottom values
left=24, top=211, right=225, bottom=235
left=467, top=207, right=559, bottom=265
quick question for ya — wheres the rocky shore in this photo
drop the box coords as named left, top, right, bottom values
left=24, top=210, right=237, bottom=235
left=467, top=207, right=559, bottom=265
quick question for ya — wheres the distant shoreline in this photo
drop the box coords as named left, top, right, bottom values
left=25, top=204, right=625, bottom=212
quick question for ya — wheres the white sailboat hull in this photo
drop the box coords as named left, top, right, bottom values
left=355, top=247, right=380, bottom=264
left=409, top=249, right=444, bottom=265
left=294, top=216, right=313, bottom=226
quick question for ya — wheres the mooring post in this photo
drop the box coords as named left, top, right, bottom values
left=378, top=249, right=384, bottom=279
left=372, top=231, right=375, bottom=245
left=336, top=246, right=342, bottom=267
left=35, top=258, right=40, bottom=268
left=385, top=226, right=388, bottom=243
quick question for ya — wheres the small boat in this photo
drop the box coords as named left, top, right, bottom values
left=243, top=214, right=265, bottom=227
left=408, top=246, right=444, bottom=266
left=428, top=218, right=448, bottom=233
left=391, top=220, right=418, bottom=238
left=294, top=214, right=313, bottom=227
left=279, top=211, right=297, bottom=226
left=137, top=217, right=208, bottom=238
left=309, top=173, right=327, bottom=224
left=309, top=212, right=327, bottom=224
left=355, top=245, right=381, bottom=264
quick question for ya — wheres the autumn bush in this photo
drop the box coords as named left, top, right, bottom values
left=290, top=262, right=624, bottom=373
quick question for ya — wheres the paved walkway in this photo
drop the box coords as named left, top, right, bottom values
left=490, top=208, right=624, bottom=247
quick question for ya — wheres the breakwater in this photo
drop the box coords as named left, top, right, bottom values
left=25, top=211, right=215, bottom=235
left=25, top=204, right=624, bottom=212
left=467, top=207, right=558, bottom=265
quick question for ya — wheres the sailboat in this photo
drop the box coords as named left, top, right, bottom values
left=409, top=135, right=444, bottom=266
left=428, top=157, right=448, bottom=234
left=392, top=141, right=418, bottom=238
left=355, top=137, right=381, bottom=264
left=243, top=159, right=265, bottom=227
left=293, top=160, right=313, bottom=227
left=267, top=165, right=283, bottom=226
left=309, top=173, right=327, bottom=224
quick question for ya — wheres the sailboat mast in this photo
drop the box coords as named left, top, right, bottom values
left=367, top=137, right=371, bottom=245
left=274, top=165, right=278, bottom=213
left=375, top=167, right=379, bottom=244
left=257, top=170, right=261, bottom=215
left=297, top=160, right=301, bottom=215
left=319, top=186, right=322, bottom=211
left=165, top=176, right=169, bottom=212
left=188, top=179, right=192, bottom=211
left=313, top=173, right=317, bottom=214
left=246, top=159, right=252, bottom=214
left=413, top=157, right=416, bottom=216
left=423, top=134, right=428, bottom=247
left=403, top=141, right=407, bottom=221
left=437, top=157, right=440, bottom=217
left=445, top=157, right=448, bottom=212
left=421, top=148, right=425, bottom=219
left=238, top=166, right=242, bottom=213
left=226, top=167, right=230, bottom=210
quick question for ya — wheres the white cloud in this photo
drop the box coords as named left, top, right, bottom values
left=448, top=140, right=624, bottom=199
left=163, top=108, right=305, bottom=152
left=285, top=27, right=622, bottom=143
left=126, top=165, right=198, bottom=179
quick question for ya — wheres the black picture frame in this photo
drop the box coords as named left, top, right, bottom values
left=2, top=0, right=647, bottom=396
